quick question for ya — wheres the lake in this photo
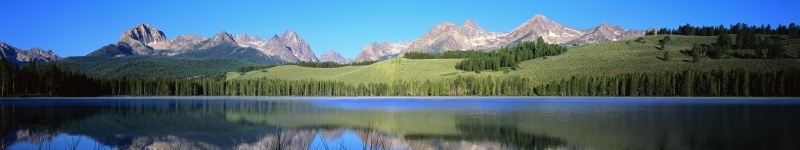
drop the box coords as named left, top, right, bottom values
left=1, top=97, right=799, bottom=150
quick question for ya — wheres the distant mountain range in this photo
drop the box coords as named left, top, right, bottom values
left=0, top=42, right=61, bottom=64
left=2, top=14, right=644, bottom=65
left=87, top=24, right=318, bottom=63
left=354, top=14, right=644, bottom=62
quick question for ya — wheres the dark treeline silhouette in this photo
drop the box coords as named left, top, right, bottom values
left=285, top=60, right=377, bottom=68
left=655, top=23, right=799, bottom=38
left=0, top=57, right=102, bottom=97
left=235, top=60, right=379, bottom=74
left=404, top=51, right=492, bottom=59
left=405, top=37, right=568, bottom=72
left=536, top=69, right=800, bottom=97
left=82, top=69, right=800, bottom=97
left=237, top=65, right=278, bottom=74
left=3, top=57, right=798, bottom=97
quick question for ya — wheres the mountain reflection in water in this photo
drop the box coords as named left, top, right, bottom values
left=1, top=97, right=799, bottom=150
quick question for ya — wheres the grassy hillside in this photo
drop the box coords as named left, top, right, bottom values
left=508, top=35, right=800, bottom=83
left=229, top=35, right=800, bottom=84
left=227, top=58, right=503, bottom=83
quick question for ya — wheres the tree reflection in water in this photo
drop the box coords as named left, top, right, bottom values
left=1, top=97, right=799, bottom=149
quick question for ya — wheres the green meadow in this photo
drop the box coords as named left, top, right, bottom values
left=229, top=35, right=800, bottom=84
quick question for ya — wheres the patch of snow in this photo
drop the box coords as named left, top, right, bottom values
left=548, top=31, right=560, bottom=37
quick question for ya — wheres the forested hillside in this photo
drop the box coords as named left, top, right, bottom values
left=175, top=43, right=285, bottom=64
left=58, top=56, right=261, bottom=77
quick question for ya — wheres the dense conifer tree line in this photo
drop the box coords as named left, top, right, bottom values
left=3, top=57, right=798, bottom=97
left=236, top=65, right=278, bottom=74
left=656, top=23, right=799, bottom=38
left=285, top=60, right=377, bottom=68
left=235, top=61, right=379, bottom=74
left=405, top=37, right=567, bottom=72
left=0, top=57, right=102, bottom=96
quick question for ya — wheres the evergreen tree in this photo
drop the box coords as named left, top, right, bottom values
left=789, top=22, right=799, bottom=38
left=717, top=33, right=732, bottom=47
left=767, top=40, right=785, bottom=59
left=691, top=43, right=701, bottom=62
left=658, top=36, right=671, bottom=50
left=645, top=30, right=656, bottom=36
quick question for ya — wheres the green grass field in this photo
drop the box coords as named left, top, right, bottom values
left=226, top=58, right=503, bottom=83
left=228, top=35, right=800, bottom=84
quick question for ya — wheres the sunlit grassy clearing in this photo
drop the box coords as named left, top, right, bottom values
left=227, top=58, right=502, bottom=84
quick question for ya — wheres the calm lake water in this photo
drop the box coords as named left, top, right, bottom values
left=1, top=97, right=799, bottom=150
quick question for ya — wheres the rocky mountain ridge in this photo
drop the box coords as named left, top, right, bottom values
left=0, top=42, right=61, bottom=64
left=13, top=15, right=642, bottom=65
left=355, top=14, right=644, bottom=62
left=565, top=23, right=646, bottom=45
left=91, top=24, right=318, bottom=63
left=318, top=50, right=350, bottom=64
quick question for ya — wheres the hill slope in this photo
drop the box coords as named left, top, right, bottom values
left=61, top=56, right=261, bottom=77
left=229, top=35, right=800, bottom=84
left=227, top=58, right=501, bottom=83
left=508, top=35, right=800, bottom=83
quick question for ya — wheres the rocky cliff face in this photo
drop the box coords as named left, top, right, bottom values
left=318, top=50, right=349, bottom=64
left=118, top=23, right=171, bottom=55
left=166, top=34, right=208, bottom=56
left=0, top=42, right=61, bottom=64
left=506, top=14, right=584, bottom=45
left=91, top=24, right=319, bottom=63
left=354, top=14, right=643, bottom=62
left=274, top=30, right=318, bottom=62
left=200, top=31, right=237, bottom=49
left=354, top=41, right=410, bottom=62
left=404, top=19, right=508, bottom=54
left=459, top=19, right=510, bottom=50
left=228, top=30, right=319, bottom=62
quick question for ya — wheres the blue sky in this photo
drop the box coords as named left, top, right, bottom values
left=1, top=0, right=798, bottom=59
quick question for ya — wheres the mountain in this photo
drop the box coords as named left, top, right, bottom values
left=354, top=41, right=410, bottom=62
left=405, top=19, right=508, bottom=53
left=565, top=23, right=646, bottom=45
left=166, top=34, right=208, bottom=56
left=0, top=42, right=61, bottom=64
left=354, top=14, right=644, bottom=62
left=318, top=50, right=349, bottom=64
left=506, top=14, right=584, bottom=45
left=204, top=31, right=237, bottom=49
left=118, top=23, right=171, bottom=55
left=88, top=24, right=318, bottom=63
